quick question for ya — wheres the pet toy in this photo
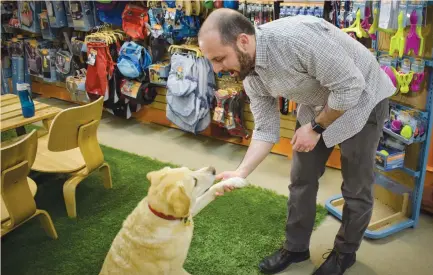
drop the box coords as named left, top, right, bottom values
left=405, top=10, right=424, bottom=56
left=400, top=125, right=413, bottom=139
left=361, top=7, right=373, bottom=39
left=389, top=11, right=406, bottom=58
left=368, top=8, right=396, bottom=37
left=410, top=72, right=425, bottom=92
left=391, top=67, right=414, bottom=94
left=379, top=150, right=389, bottom=157
left=343, top=9, right=369, bottom=38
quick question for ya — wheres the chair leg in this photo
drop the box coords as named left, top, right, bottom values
left=63, top=175, right=86, bottom=218
left=35, top=209, right=58, bottom=239
left=99, top=162, right=113, bottom=189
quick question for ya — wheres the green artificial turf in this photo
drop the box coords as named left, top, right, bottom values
left=1, top=145, right=328, bottom=275
left=1, top=124, right=41, bottom=142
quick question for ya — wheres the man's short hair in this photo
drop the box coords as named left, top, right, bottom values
left=201, top=10, right=255, bottom=45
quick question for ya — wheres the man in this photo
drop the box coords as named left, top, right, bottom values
left=198, top=8, right=394, bottom=275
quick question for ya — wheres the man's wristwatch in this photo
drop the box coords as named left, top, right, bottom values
left=311, top=119, right=325, bottom=134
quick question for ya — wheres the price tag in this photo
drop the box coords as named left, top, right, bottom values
left=87, top=49, right=97, bottom=66
left=213, top=107, right=224, bottom=123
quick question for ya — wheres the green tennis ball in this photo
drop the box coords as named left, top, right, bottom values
left=401, top=125, right=413, bottom=139
left=379, top=150, right=389, bottom=156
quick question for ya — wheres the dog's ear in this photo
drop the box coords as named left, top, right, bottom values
left=146, top=166, right=171, bottom=184
left=167, top=183, right=190, bottom=217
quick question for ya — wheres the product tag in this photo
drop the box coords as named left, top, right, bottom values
left=87, top=49, right=97, bottom=66
left=225, top=111, right=235, bottom=129
left=213, top=106, right=224, bottom=123
left=17, top=83, right=30, bottom=91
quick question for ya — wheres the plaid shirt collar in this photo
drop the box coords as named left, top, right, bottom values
left=254, top=27, right=268, bottom=70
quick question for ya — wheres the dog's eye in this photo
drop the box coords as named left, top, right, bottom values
left=193, top=178, right=198, bottom=187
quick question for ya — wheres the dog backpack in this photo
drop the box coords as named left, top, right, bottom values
left=45, top=1, right=67, bottom=28
left=18, top=1, right=42, bottom=33
left=120, top=79, right=157, bottom=105
left=117, top=42, right=152, bottom=79
left=122, top=4, right=150, bottom=40
left=96, top=1, right=127, bottom=27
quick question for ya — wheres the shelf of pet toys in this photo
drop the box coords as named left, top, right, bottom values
left=376, top=51, right=433, bottom=68
left=325, top=0, right=433, bottom=237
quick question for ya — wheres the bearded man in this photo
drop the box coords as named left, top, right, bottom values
left=198, top=8, right=394, bottom=275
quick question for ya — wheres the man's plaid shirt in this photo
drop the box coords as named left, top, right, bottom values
left=243, top=16, right=395, bottom=148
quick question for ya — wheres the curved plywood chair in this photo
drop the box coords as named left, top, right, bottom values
left=1, top=130, right=57, bottom=239
left=31, top=97, right=112, bottom=218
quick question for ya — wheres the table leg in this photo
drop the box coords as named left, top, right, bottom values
left=43, top=119, right=52, bottom=130
left=15, top=126, right=26, bottom=136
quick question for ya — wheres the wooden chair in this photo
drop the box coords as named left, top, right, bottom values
left=31, top=97, right=112, bottom=218
left=1, top=130, right=57, bottom=239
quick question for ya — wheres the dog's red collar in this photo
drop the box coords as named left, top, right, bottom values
left=148, top=204, right=183, bottom=221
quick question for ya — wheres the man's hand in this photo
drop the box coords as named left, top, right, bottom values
left=214, top=170, right=245, bottom=196
left=291, top=122, right=320, bottom=152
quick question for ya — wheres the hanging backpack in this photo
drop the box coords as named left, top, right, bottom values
left=45, top=1, right=67, bottom=28
left=120, top=80, right=157, bottom=105
left=96, top=1, right=127, bottom=26
left=150, top=36, right=169, bottom=63
left=117, top=41, right=152, bottom=79
left=122, top=4, right=149, bottom=40
left=18, top=1, right=42, bottom=33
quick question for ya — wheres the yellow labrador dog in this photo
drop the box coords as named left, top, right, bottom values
left=100, top=166, right=249, bottom=275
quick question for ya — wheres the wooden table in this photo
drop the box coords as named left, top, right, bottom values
left=1, top=94, right=62, bottom=135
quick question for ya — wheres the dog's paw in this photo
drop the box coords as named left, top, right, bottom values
left=219, top=177, right=250, bottom=189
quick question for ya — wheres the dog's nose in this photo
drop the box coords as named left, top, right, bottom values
left=208, top=166, right=216, bottom=175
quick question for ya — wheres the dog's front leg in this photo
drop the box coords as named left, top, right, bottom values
left=191, top=177, right=249, bottom=217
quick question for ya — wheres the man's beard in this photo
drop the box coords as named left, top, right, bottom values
left=234, top=46, right=255, bottom=81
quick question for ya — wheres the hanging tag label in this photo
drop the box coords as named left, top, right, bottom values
left=17, top=83, right=30, bottom=91
left=87, top=49, right=97, bottom=66
left=225, top=111, right=236, bottom=130
left=213, top=106, right=224, bottom=123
